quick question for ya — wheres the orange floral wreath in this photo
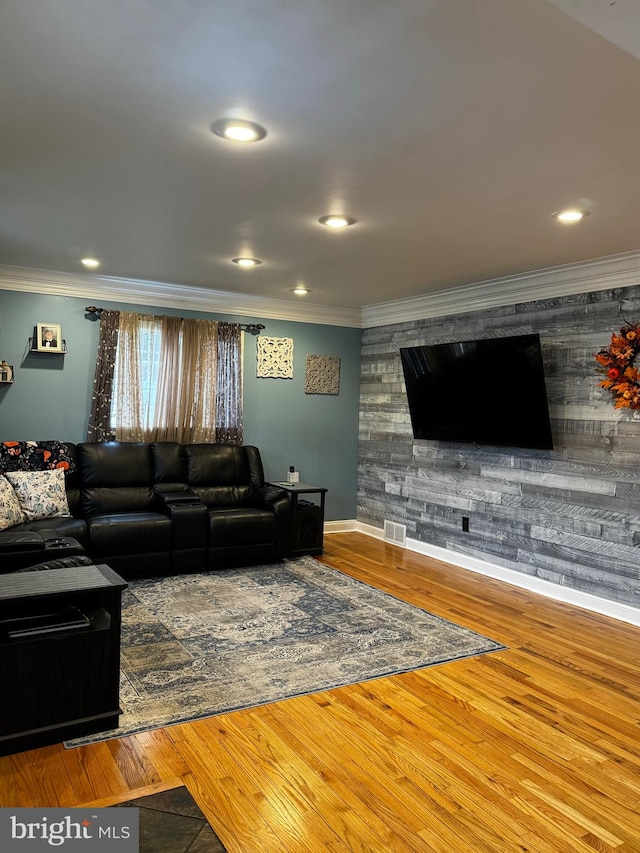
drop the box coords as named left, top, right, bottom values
left=595, top=323, right=640, bottom=409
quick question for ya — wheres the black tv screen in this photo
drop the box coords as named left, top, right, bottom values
left=400, top=333, right=553, bottom=450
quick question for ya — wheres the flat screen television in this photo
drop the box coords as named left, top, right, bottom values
left=400, top=333, right=553, bottom=450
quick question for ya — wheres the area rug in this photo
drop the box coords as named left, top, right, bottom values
left=66, top=556, right=505, bottom=746
left=113, top=786, right=226, bottom=852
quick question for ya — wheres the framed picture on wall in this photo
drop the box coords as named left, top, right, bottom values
left=36, top=322, right=63, bottom=352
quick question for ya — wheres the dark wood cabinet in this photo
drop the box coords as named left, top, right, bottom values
left=0, top=564, right=127, bottom=755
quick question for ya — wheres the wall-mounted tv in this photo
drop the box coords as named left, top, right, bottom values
left=400, top=333, right=553, bottom=450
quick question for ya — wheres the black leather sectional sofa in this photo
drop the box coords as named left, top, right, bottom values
left=0, top=442, right=292, bottom=577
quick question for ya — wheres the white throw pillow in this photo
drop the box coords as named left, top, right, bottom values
left=0, top=475, right=24, bottom=530
left=4, top=469, right=71, bottom=522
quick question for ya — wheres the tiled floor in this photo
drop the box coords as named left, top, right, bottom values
left=117, top=786, right=226, bottom=853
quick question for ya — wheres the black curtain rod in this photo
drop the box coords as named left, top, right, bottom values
left=85, top=306, right=265, bottom=334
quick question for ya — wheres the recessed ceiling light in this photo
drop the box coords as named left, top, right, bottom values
left=292, top=285, right=310, bottom=296
left=552, top=208, right=590, bottom=224
left=211, top=119, right=267, bottom=142
left=81, top=257, right=101, bottom=269
left=319, top=215, right=356, bottom=228
left=231, top=257, right=262, bottom=267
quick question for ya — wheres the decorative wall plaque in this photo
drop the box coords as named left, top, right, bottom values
left=305, top=354, right=341, bottom=395
left=256, top=336, right=294, bottom=379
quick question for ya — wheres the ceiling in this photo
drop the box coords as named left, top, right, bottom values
left=2, top=0, right=640, bottom=319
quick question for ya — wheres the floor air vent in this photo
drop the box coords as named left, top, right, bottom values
left=383, top=520, right=406, bottom=547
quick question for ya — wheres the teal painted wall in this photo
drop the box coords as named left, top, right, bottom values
left=0, top=290, right=361, bottom=520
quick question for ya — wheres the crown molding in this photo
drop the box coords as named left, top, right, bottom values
left=0, top=264, right=362, bottom=329
left=362, top=249, right=640, bottom=328
left=3, top=248, right=640, bottom=332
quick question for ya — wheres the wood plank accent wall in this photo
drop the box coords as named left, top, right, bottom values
left=358, top=285, right=640, bottom=607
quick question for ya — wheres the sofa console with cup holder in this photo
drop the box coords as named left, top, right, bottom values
left=0, top=529, right=86, bottom=571
left=0, top=440, right=292, bottom=577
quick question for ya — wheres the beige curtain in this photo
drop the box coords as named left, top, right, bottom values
left=114, top=311, right=157, bottom=442
left=154, top=315, right=219, bottom=443
left=113, top=312, right=238, bottom=444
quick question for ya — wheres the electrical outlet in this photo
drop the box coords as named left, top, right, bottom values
left=462, top=516, right=469, bottom=532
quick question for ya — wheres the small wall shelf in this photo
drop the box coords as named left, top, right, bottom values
left=28, top=338, right=67, bottom=354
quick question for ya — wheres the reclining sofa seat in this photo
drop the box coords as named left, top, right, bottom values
left=78, top=441, right=173, bottom=576
left=152, top=442, right=292, bottom=568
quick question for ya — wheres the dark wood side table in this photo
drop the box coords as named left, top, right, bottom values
left=270, top=482, right=328, bottom=556
left=0, top=563, right=127, bottom=755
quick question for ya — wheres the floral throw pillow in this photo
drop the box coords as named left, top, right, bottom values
left=0, top=475, right=24, bottom=530
left=0, top=440, right=76, bottom=474
left=4, top=469, right=72, bottom=522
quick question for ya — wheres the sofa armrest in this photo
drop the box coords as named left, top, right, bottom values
left=153, top=489, right=204, bottom=518
left=248, top=486, right=292, bottom=558
left=157, top=491, right=202, bottom=505
left=153, top=488, right=204, bottom=510
left=248, top=485, right=289, bottom=509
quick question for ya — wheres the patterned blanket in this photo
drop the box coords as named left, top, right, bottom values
left=0, top=441, right=76, bottom=474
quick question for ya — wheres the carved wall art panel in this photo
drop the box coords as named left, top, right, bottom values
left=305, top=354, right=341, bottom=395
left=256, top=336, right=294, bottom=379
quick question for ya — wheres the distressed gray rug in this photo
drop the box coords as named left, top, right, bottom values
left=67, top=556, right=504, bottom=747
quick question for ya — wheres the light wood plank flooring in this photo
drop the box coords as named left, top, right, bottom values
left=1, top=532, right=639, bottom=852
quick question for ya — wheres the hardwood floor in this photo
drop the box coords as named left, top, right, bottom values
left=1, top=532, right=639, bottom=851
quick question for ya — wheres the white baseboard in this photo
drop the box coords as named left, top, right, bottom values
left=324, top=519, right=360, bottom=534
left=324, top=521, right=640, bottom=627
